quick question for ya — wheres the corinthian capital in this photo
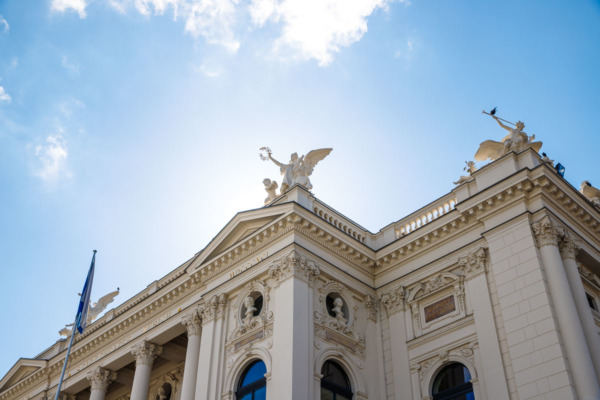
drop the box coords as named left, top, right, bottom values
left=268, top=251, right=320, bottom=285
left=559, top=233, right=581, bottom=260
left=87, top=366, right=117, bottom=392
left=459, top=247, right=487, bottom=278
left=532, top=216, right=561, bottom=248
left=131, top=341, right=162, bottom=366
left=181, top=311, right=202, bottom=336
left=380, top=286, right=405, bottom=317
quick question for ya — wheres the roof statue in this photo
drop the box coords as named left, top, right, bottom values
left=262, top=178, right=278, bottom=205
left=453, top=161, right=477, bottom=185
left=580, top=181, right=600, bottom=208
left=260, top=147, right=332, bottom=195
left=58, top=289, right=120, bottom=337
left=475, top=109, right=543, bottom=162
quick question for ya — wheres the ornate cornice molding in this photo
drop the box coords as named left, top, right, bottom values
left=532, top=216, right=561, bottom=248
left=559, top=233, right=581, bottom=260
left=86, top=366, right=116, bottom=392
left=458, top=247, right=487, bottom=279
left=268, top=251, right=320, bottom=285
left=181, top=312, right=202, bottom=336
left=379, top=285, right=405, bottom=317
left=131, top=341, right=162, bottom=366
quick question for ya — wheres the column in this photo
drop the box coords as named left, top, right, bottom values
left=460, top=248, right=509, bottom=399
left=268, top=251, right=319, bottom=400
left=364, top=295, right=386, bottom=400
left=380, top=285, right=413, bottom=400
left=180, top=311, right=202, bottom=400
left=130, top=341, right=163, bottom=400
left=87, top=367, right=116, bottom=400
left=195, top=293, right=227, bottom=400
left=560, top=234, right=600, bottom=379
left=532, top=216, right=600, bottom=400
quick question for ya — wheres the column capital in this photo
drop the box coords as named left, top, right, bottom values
left=87, top=366, right=116, bottom=392
left=199, top=293, right=227, bottom=323
left=559, top=233, right=581, bottom=260
left=268, top=250, right=320, bottom=285
left=532, top=216, right=561, bottom=248
left=459, top=247, right=487, bottom=278
left=380, top=285, right=405, bottom=316
left=181, top=311, right=202, bottom=336
left=131, top=341, right=162, bottom=366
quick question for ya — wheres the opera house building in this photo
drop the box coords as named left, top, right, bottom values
left=2, top=142, right=600, bottom=400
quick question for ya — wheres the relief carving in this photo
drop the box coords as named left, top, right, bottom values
left=532, top=215, right=561, bottom=248
left=268, top=250, right=320, bottom=284
left=380, top=285, right=405, bottom=316
left=131, top=341, right=162, bottom=366
left=559, top=232, right=581, bottom=260
left=458, top=247, right=487, bottom=278
left=86, top=366, right=116, bottom=392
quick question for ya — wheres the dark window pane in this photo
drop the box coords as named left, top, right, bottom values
left=321, top=361, right=351, bottom=389
left=238, top=394, right=252, bottom=400
left=254, top=386, right=266, bottom=400
left=240, top=361, right=267, bottom=387
left=320, top=388, right=334, bottom=400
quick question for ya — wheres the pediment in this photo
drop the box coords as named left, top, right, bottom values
left=190, top=206, right=288, bottom=269
left=0, top=358, right=46, bottom=392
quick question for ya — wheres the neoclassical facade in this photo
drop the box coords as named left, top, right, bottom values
left=2, top=148, right=600, bottom=400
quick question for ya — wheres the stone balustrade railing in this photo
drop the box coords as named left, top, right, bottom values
left=313, top=202, right=367, bottom=243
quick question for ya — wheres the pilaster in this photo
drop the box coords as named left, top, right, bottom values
left=380, top=285, right=412, bottom=400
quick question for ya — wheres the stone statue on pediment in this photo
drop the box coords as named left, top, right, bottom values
left=475, top=112, right=542, bottom=162
left=580, top=181, right=600, bottom=208
left=453, top=161, right=477, bottom=185
left=263, top=178, right=278, bottom=205
left=58, top=289, right=120, bottom=337
left=260, top=147, right=332, bottom=194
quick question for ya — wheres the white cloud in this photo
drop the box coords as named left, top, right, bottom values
left=250, top=0, right=393, bottom=66
left=51, top=0, right=87, bottom=18
left=0, top=86, right=11, bottom=103
left=35, top=134, right=71, bottom=182
left=194, top=63, right=222, bottom=78
left=54, top=0, right=401, bottom=65
left=0, top=15, right=9, bottom=34
left=61, top=55, right=81, bottom=75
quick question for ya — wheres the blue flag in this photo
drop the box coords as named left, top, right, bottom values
left=75, top=251, right=96, bottom=334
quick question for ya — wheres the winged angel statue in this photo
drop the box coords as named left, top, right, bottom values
left=59, top=289, right=120, bottom=337
left=474, top=116, right=542, bottom=162
left=260, top=147, right=332, bottom=197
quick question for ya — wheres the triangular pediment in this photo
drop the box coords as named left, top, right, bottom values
left=189, top=205, right=289, bottom=270
left=0, top=358, right=46, bottom=392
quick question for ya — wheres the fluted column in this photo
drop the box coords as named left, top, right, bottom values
left=560, top=234, right=600, bottom=380
left=180, top=311, right=202, bottom=400
left=87, top=367, right=116, bottom=400
left=380, top=285, right=412, bottom=400
left=532, top=216, right=600, bottom=400
left=130, top=341, right=162, bottom=400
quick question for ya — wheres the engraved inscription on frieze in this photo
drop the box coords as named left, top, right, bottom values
left=325, top=330, right=357, bottom=352
left=424, top=296, right=456, bottom=323
left=234, top=330, right=264, bottom=352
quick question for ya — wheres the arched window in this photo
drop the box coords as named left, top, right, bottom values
left=320, top=360, right=353, bottom=400
left=432, top=363, right=474, bottom=400
left=236, top=360, right=266, bottom=400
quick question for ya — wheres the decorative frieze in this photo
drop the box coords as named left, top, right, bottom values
left=559, top=233, right=581, bottom=260
left=131, top=341, right=162, bottom=366
left=86, top=366, right=116, bottom=392
left=458, top=248, right=487, bottom=278
left=379, top=285, right=405, bottom=317
left=532, top=216, right=561, bottom=248
left=268, top=251, right=320, bottom=284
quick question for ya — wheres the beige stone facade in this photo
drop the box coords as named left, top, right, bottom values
left=2, top=148, right=600, bottom=400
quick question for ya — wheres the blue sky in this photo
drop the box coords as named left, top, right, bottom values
left=1, top=0, right=599, bottom=376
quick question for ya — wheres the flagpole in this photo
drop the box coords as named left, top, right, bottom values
left=53, top=250, right=96, bottom=400
left=53, top=318, right=77, bottom=400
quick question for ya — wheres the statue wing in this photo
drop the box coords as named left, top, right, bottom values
left=474, top=141, right=504, bottom=162
left=302, top=148, right=333, bottom=176
left=528, top=141, right=543, bottom=154
left=88, top=289, right=120, bottom=323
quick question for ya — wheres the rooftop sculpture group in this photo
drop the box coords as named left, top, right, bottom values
left=59, top=289, right=120, bottom=337
left=260, top=147, right=332, bottom=204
